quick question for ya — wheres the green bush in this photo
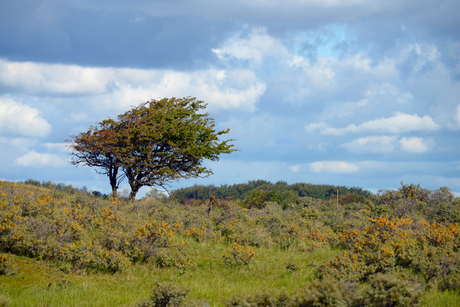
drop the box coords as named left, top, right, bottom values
left=362, top=273, right=422, bottom=307
left=438, top=260, right=460, bottom=291
left=135, top=282, right=189, bottom=307
left=338, top=194, right=367, bottom=205
left=224, top=289, right=291, bottom=307
left=241, top=189, right=296, bottom=209
left=222, top=243, right=255, bottom=266
left=181, top=300, right=211, bottom=307
left=292, top=279, right=359, bottom=307
left=0, top=253, right=15, bottom=276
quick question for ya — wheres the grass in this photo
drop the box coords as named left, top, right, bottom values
left=0, top=247, right=339, bottom=307
left=1, top=248, right=459, bottom=306
left=422, top=289, right=460, bottom=307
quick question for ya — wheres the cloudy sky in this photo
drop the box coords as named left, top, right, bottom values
left=1, top=0, right=459, bottom=196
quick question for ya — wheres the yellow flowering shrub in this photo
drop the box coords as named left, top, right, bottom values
left=222, top=243, right=255, bottom=266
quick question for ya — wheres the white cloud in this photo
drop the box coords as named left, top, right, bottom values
left=305, top=122, right=328, bottom=133
left=289, top=165, right=300, bottom=173
left=0, top=137, right=37, bottom=151
left=307, top=112, right=439, bottom=135
left=319, top=82, right=413, bottom=121
left=41, top=143, right=70, bottom=153
left=401, top=44, right=441, bottom=72
left=0, top=59, right=266, bottom=112
left=14, top=151, right=68, bottom=168
left=309, top=161, right=359, bottom=173
left=341, top=135, right=433, bottom=154
left=0, top=59, right=113, bottom=96
left=103, top=68, right=267, bottom=112
left=399, top=136, right=429, bottom=153
left=288, top=56, right=337, bottom=89
left=212, top=28, right=291, bottom=68
left=0, top=96, right=51, bottom=138
left=341, top=136, right=398, bottom=153
left=212, top=27, right=400, bottom=99
left=378, top=83, right=414, bottom=104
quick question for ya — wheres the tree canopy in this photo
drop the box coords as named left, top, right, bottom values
left=68, top=97, right=235, bottom=200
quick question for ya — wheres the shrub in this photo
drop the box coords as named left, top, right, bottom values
left=292, top=279, right=359, bottom=307
left=438, top=259, right=460, bottom=290
left=362, top=273, right=422, bottom=307
left=286, top=262, right=298, bottom=272
left=181, top=300, right=211, bottom=307
left=224, top=289, right=291, bottom=307
left=241, top=189, right=296, bottom=209
left=153, top=244, right=195, bottom=274
left=135, top=282, right=189, bottom=307
left=318, top=217, right=415, bottom=282
left=222, top=243, right=255, bottom=266
left=338, top=194, right=367, bottom=205
left=0, top=253, right=15, bottom=276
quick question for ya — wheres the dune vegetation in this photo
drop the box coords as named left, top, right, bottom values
left=0, top=180, right=459, bottom=306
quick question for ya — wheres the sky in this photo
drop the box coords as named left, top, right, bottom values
left=0, top=0, right=459, bottom=197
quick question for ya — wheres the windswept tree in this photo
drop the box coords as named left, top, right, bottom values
left=68, top=97, right=235, bottom=200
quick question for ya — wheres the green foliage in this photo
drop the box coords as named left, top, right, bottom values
left=338, top=194, right=367, bottom=205
left=135, top=282, right=189, bottom=307
left=153, top=244, right=195, bottom=274
left=68, top=97, right=235, bottom=200
left=362, top=273, right=422, bottom=307
left=181, top=300, right=211, bottom=307
left=224, top=289, right=291, bottom=307
left=222, top=243, right=255, bottom=266
left=0, top=253, right=15, bottom=276
left=171, top=181, right=371, bottom=204
left=293, top=279, right=358, bottom=307
left=241, top=189, right=296, bottom=209
left=373, top=182, right=460, bottom=223
left=225, top=276, right=420, bottom=307
left=318, top=217, right=414, bottom=282
left=318, top=215, right=460, bottom=292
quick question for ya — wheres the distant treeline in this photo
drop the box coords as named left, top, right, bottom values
left=171, top=180, right=372, bottom=204
left=21, top=179, right=110, bottom=198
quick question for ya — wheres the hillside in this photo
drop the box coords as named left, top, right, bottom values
left=0, top=180, right=459, bottom=306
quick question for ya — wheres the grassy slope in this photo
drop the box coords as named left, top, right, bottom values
left=2, top=250, right=459, bottom=307
left=0, top=181, right=459, bottom=306
left=1, top=248, right=338, bottom=306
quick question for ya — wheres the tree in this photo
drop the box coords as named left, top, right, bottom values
left=68, top=97, right=235, bottom=200
left=67, top=120, right=124, bottom=197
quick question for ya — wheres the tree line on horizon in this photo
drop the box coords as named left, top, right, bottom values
left=170, top=179, right=372, bottom=204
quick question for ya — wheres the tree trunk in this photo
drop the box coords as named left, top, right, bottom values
left=129, top=187, right=140, bottom=201
left=111, top=186, right=118, bottom=198
left=109, top=165, right=119, bottom=198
